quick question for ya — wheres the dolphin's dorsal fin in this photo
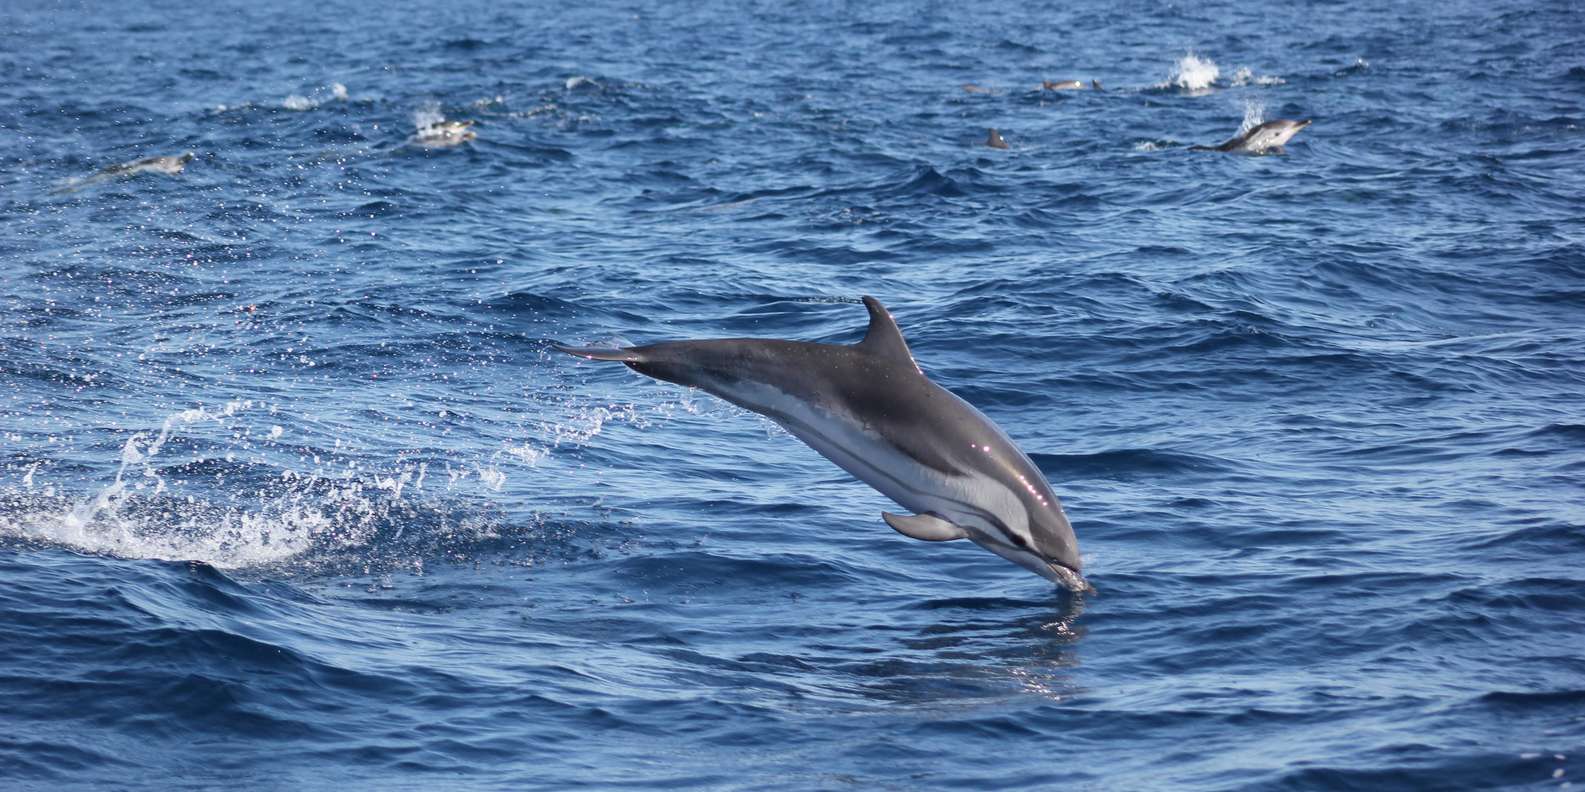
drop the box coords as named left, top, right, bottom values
left=857, top=296, right=913, bottom=363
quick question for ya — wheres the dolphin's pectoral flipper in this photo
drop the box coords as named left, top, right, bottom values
left=552, top=344, right=642, bottom=362
left=882, top=512, right=968, bottom=542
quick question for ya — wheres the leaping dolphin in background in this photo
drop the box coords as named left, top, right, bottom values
left=1191, top=119, right=1311, bottom=154
left=553, top=297, right=1088, bottom=592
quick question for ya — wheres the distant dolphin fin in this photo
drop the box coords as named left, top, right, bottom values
left=552, top=344, right=642, bottom=362
left=883, top=512, right=968, bottom=542
left=857, top=296, right=913, bottom=362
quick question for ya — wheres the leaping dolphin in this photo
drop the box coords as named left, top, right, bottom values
left=1191, top=119, right=1311, bottom=154
left=553, top=297, right=1088, bottom=592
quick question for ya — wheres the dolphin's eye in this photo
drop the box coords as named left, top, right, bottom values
left=1010, top=535, right=1029, bottom=549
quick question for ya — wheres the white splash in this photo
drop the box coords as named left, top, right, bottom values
left=409, top=102, right=477, bottom=147
left=511, top=103, right=559, bottom=120
left=492, top=401, right=645, bottom=471
left=284, top=83, right=350, bottom=111
left=504, top=444, right=548, bottom=466
left=1238, top=98, right=1267, bottom=136
left=1230, top=66, right=1285, bottom=86
left=413, top=101, right=446, bottom=130
left=0, top=402, right=482, bottom=570
left=373, top=465, right=416, bottom=502
left=1160, top=52, right=1220, bottom=92
left=546, top=403, right=644, bottom=448
left=474, top=464, right=506, bottom=491
left=565, top=75, right=596, bottom=91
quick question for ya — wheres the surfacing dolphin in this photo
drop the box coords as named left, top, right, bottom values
left=52, top=152, right=195, bottom=195
left=411, top=119, right=477, bottom=148
left=1191, top=119, right=1311, bottom=154
left=99, top=151, right=195, bottom=176
left=554, top=297, right=1088, bottom=592
left=1041, top=79, right=1102, bottom=91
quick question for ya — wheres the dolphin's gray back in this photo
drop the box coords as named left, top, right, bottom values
left=626, top=338, right=959, bottom=475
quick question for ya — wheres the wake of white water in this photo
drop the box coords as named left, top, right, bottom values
left=0, top=447, right=539, bottom=570
left=1, top=400, right=391, bottom=567
left=0, top=386, right=701, bottom=569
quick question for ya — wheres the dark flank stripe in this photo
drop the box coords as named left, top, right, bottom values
left=764, top=406, right=1029, bottom=554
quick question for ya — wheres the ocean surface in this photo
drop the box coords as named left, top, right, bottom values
left=3, top=0, right=1583, bottom=789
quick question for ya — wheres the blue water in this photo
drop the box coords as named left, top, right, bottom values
left=3, top=0, right=1584, bottom=788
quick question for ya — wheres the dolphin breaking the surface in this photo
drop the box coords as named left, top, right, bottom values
left=411, top=119, right=477, bottom=147
left=52, top=152, right=195, bottom=194
left=553, top=297, right=1088, bottom=591
left=1192, top=119, right=1311, bottom=154
left=1040, top=79, right=1102, bottom=91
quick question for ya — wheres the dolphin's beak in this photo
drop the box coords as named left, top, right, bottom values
left=975, top=536, right=1091, bottom=592
left=1046, top=561, right=1094, bottom=594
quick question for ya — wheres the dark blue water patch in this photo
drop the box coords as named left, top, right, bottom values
left=1525, top=422, right=1585, bottom=443
left=1479, top=688, right=1585, bottom=712
left=1031, top=448, right=1237, bottom=482
left=839, top=164, right=968, bottom=201
left=605, top=551, right=862, bottom=595
left=0, top=737, right=136, bottom=783
left=1472, top=520, right=1585, bottom=558
left=1268, top=750, right=1557, bottom=792
left=1432, top=576, right=1585, bottom=618
left=441, top=36, right=494, bottom=51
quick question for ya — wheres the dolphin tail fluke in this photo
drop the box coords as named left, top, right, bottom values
left=551, top=344, right=643, bottom=362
